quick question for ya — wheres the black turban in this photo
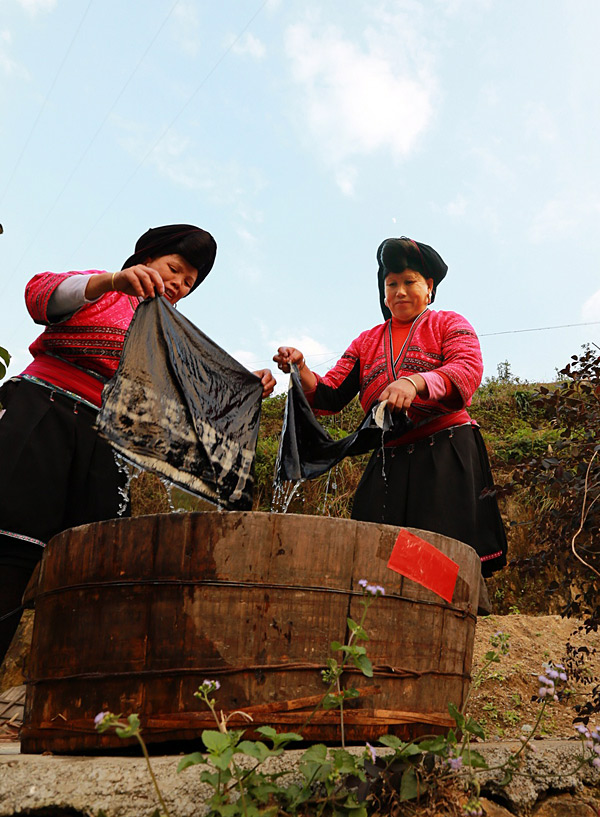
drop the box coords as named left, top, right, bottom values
left=122, top=224, right=217, bottom=294
left=377, top=237, right=448, bottom=320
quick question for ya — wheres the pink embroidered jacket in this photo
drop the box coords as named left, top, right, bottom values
left=308, top=309, right=483, bottom=439
left=23, top=271, right=138, bottom=406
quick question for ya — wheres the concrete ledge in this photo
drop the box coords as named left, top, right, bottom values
left=1, top=740, right=600, bottom=816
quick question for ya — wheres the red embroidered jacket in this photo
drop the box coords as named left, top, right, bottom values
left=24, top=271, right=138, bottom=406
left=308, top=309, right=483, bottom=440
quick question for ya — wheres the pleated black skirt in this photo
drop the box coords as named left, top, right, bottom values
left=0, top=377, right=128, bottom=565
left=351, top=423, right=507, bottom=577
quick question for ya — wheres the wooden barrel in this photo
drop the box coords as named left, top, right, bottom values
left=21, top=511, right=481, bottom=753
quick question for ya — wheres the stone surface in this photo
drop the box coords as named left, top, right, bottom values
left=1, top=740, right=600, bottom=816
left=532, top=792, right=600, bottom=816
left=479, top=797, right=514, bottom=816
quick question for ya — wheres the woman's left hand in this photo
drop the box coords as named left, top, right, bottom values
left=254, top=369, right=276, bottom=399
left=378, top=376, right=424, bottom=411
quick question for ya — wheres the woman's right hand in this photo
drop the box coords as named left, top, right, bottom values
left=273, top=346, right=305, bottom=374
left=85, top=265, right=166, bottom=301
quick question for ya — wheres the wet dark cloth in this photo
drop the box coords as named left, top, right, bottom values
left=122, top=224, right=217, bottom=293
left=97, top=297, right=263, bottom=509
left=0, top=377, right=127, bottom=553
left=276, top=365, right=412, bottom=481
left=351, top=423, right=507, bottom=577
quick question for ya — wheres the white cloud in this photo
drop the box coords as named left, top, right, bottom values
left=284, top=19, right=435, bottom=192
left=335, top=166, right=357, bottom=197
left=529, top=193, right=600, bottom=243
left=231, top=32, right=266, bottom=60
left=16, top=0, right=56, bottom=14
left=582, top=289, right=600, bottom=322
left=524, top=103, right=559, bottom=145
left=114, top=118, right=264, bottom=206
left=172, top=2, right=201, bottom=57
left=0, top=29, right=25, bottom=77
left=444, top=194, right=467, bottom=217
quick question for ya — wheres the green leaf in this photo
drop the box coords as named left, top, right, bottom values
left=353, top=653, right=373, bottom=677
left=212, top=747, right=234, bottom=770
left=322, top=693, right=342, bottom=710
left=465, top=750, right=488, bottom=769
left=177, top=751, right=207, bottom=772
left=271, top=730, right=303, bottom=747
left=399, top=766, right=419, bottom=801
left=417, top=736, right=447, bottom=754
left=448, top=702, right=465, bottom=730
left=256, top=725, right=278, bottom=740
left=302, top=743, right=328, bottom=763
left=330, top=640, right=344, bottom=651
left=332, top=749, right=360, bottom=775
left=202, top=729, right=232, bottom=753
left=346, top=618, right=368, bottom=640
left=0, top=347, right=10, bottom=367
left=236, top=740, right=271, bottom=762
left=378, top=734, right=402, bottom=749
left=465, top=717, right=486, bottom=740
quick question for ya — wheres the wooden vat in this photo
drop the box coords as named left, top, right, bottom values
left=21, top=512, right=480, bottom=753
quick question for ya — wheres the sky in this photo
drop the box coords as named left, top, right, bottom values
left=1, top=0, right=600, bottom=396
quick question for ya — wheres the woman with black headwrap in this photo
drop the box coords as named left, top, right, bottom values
left=0, top=224, right=275, bottom=664
left=274, top=236, right=507, bottom=579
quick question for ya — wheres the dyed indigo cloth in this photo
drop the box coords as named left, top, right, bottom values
left=275, top=365, right=412, bottom=481
left=97, top=297, right=263, bottom=509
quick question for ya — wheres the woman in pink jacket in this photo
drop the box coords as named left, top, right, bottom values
left=274, top=236, right=507, bottom=578
left=0, top=224, right=275, bottom=664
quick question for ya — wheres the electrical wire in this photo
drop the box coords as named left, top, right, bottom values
left=8, top=0, right=183, bottom=281
left=69, top=0, right=271, bottom=260
left=0, top=0, right=95, bottom=212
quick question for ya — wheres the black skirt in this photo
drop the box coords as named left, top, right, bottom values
left=0, top=377, right=128, bottom=569
left=351, top=423, right=507, bottom=577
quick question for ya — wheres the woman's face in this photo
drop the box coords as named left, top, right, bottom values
left=384, top=269, right=433, bottom=321
left=145, top=253, right=198, bottom=304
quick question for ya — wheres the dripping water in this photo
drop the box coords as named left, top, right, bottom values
left=113, top=452, right=144, bottom=516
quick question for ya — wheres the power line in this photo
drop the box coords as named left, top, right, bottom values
left=480, top=320, right=600, bottom=337
left=69, top=0, right=270, bottom=260
left=8, top=0, right=183, bottom=281
left=252, top=319, right=600, bottom=371
left=0, top=0, right=95, bottom=211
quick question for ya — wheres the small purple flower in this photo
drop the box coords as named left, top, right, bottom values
left=365, top=584, right=385, bottom=596
left=201, top=679, right=220, bottom=690
left=576, top=724, right=589, bottom=736
left=365, top=742, right=377, bottom=763
left=94, top=711, right=108, bottom=726
left=358, top=579, right=368, bottom=588
left=538, top=675, right=553, bottom=687
left=547, top=668, right=559, bottom=680
left=447, top=755, right=463, bottom=771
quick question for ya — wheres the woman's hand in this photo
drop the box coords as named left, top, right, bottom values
left=84, top=265, right=166, bottom=301
left=273, top=346, right=317, bottom=393
left=273, top=346, right=304, bottom=374
left=253, top=369, right=276, bottom=399
left=378, top=375, right=426, bottom=412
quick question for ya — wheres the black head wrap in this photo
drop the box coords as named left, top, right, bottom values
left=376, top=236, right=448, bottom=320
left=122, top=224, right=217, bottom=294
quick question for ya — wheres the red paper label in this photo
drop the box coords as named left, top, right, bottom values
left=387, top=528, right=459, bottom=603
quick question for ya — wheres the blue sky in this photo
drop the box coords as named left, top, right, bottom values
left=1, top=0, right=600, bottom=395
